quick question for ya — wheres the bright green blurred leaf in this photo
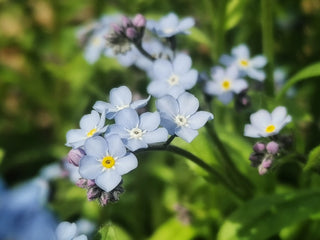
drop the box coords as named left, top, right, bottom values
left=217, top=189, right=320, bottom=240
left=225, top=0, right=248, bottom=30
left=304, top=145, right=320, bottom=173
left=149, top=218, right=196, bottom=240
left=99, top=222, right=132, bottom=240
left=0, top=148, right=4, bottom=166
left=277, top=62, right=320, bottom=99
left=189, top=28, right=211, bottom=46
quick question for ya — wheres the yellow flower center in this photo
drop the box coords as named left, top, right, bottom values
left=92, top=37, right=101, bottom=46
left=101, top=156, right=115, bottom=168
left=87, top=128, right=97, bottom=137
left=240, top=59, right=249, bottom=67
left=221, top=79, right=231, bottom=90
left=265, top=124, right=276, bottom=133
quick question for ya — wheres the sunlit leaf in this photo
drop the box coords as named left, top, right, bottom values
left=304, top=145, right=320, bottom=173
left=99, top=222, right=132, bottom=240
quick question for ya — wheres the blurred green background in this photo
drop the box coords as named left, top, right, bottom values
left=1, top=0, right=320, bottom=239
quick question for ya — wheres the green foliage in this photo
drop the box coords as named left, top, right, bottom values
left=304, top=145, right=320, bottom=173
left=99, top=223, right=132, bottom=240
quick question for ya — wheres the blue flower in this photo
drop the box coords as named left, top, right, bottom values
left=79, top=135, right=138, bottom=192
left=147, top=53, right=198, bottom=98
left=220, top=44, right=267, bottom=81
left=66, top=110, right=107, bottom=149
left=156, top=92, right=213, bottom=142
left=93, top=86, right=150, bottom=119
left=56, top=221, right=88, bottom=240
left=107, top=108, right=168, bottom=151
left=204, top=65, right=248, bottom=104
left=84, top=29, right=107, bottom=64
left=147, top=12, right=195, bottom=38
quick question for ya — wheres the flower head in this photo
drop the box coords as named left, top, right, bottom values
left=220, top=44, right=267, bottom=81
left=66, top=110, right=107, bottom=149
left=79, top=135, right=138, bottom=192
left=147, top=12, right=195, bottom=38
left=244, top=106, right=292, bottom=138
left=56, top=221, right=88, bottom=240
left=93, top=86, right=150, bottom=119
left=147, top=53, right=198, bottom=98
left=107, top=108, right=168, bottom=151
left=204, top=65, right=248, bottom=104
left=156, top=92, right=213, bottom=142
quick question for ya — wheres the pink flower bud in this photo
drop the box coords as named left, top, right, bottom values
left=111, top=23, right=121, bottom=34
left=87, top=179, right=96, bottom=187
left=258, top=165, right=268, bottom=175
left=87, top=187, right=100, bottom=200
left=266, top=141, right=279, bottom=154
left=99, top=192, right=109, bottom=206
left=121, top=16, right=131, bottom=27
left=67, top=148, right=85, bottom=166
left=76, top=178, right=87, bottom=188
left=133, top=14, right=146, bottom=28
left=253, top=142, right=265, bottom=153
left=126, top=27, right=137, bottom=39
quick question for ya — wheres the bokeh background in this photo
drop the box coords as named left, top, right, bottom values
left=1, top=0, right=320, bottom=239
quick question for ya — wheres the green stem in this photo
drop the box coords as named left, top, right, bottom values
left=135, top=144, right=247, bottom=199
left=261, top=0, right=275, bottom=96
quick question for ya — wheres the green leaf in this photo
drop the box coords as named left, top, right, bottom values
left=217, top=190, right=320, bottom=240
left=149, top=218, right=196, bottom=240
left=189, top=28, right=211, bottom=46
left=0, top=148, right=4, bottom=166
left=304, top=145, right=320, bottom=173
left=225, top=0, right=248, bottom=30
left=277, top=62, right=320, bottom=99
left=99, top=222, right=132, bottom=240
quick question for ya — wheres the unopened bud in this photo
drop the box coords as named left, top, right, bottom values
left=133, top=14, right=146, bottom=28
left=253, top=142, right=265, bottom=153
left=87, top=179, right=96, bottom=187
left=76, top=178, right=88, bottom=188
left=111, top=23, right=122, bottom=34
left=67, top=148, right=85, bottom=166
left=121, top=16, right=131, bottom=28
left=126, top=27, right=137, bottom=40
left=266, top=141, right=279, bottom=154
left=87, top=187, right=100, bottom=201
left=99, top=192, right=109, bottom=206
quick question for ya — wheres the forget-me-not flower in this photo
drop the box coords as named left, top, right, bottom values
left=107, top=108, right=168, bottom=151
left=244, top=106, right=292, bottom=138
left=156, top=92, right=213, bottom=142
left=66, top=110, right=107, bottom=149
left=147, top=12, right=195, bottom=38
left=79, top=134, right=138, bottom=192
left=204, top=65, right=248, bottom=104
left=56, top=221, right=88, bottom=240
left=93, top=86, right=150, bottom=119
left=147, top=53, right=198, bottom=98
left=220, top=44, right=267, bottom=81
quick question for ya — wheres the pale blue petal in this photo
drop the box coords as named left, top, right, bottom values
left=115, top=108, right=139, bottom=129
left=106, top=111, right=118, bottom=120
left=204, top=81, right=222, bottom=96
left=168, top=85, right=185, bottom=98
left=126, top=138, right=148, bottom=151
left=187, top=111, right=213, bottom=129
left=139, top=112, right=160, bottom=131
left=147, top=80, right=170, bottom=98
left=271, top=106, right=291, bottom=129
left=80, top=111, right=100, bottom=131
left=250, top=110, right=271, bottom=130
left=153, top=59, right=173, bottom=80
left=244, top=124, right=261, bottom=138
left=159, top=113, right=176, bottom=135
left=219, top=54, right=235, bottom=66
left=93, top=101, right=113, bottom=114
left=73, top=235, right=88, bottom=240
left=106, top=124, right=129, bottom=138
left=159, top=13, right=179, bottom=33
left=110, top=86, right=132, bottom=106
left=177, top=92, right=199, bottom=116
left=156, top=95, right=179, bottom=117
left=177, top=17, right=195, bottom=32
left=251, top=55, right=267, bottom=68
left=180, top=69, right=198, bottom=90
left=173, top=54, right=192, bottom=74
left=115, top=153, right=138, bottom=175
left=226, top=65, right=239, bottom=79
left=84, top=45, right=102, bottom=64
left=106, top=134, right=126, bottom=158
left=232, top=44, right=249, bottom=59
left=211, top=66, right=225, bottom=80
left=130, top=96, right=150, bottom=109
left=218, top=92, right=234, bottom=104
left=84, top=136, right=107, bottom=158
left=232, top=79, right=248, bottom=93
left=79, top=156, right=102, bottom=179
left=143, top=128, right=168, bottom=144
left=56, top=222, right=76, bottom=240
left=96, top=170, right=122, bottom=192
left=247, top=68, right=266, bottom=81
left=117, top=49, right=138, bottom=67
left=66, top=129, right=86, bottom=148
left=176, top=126, right=198, bottom=143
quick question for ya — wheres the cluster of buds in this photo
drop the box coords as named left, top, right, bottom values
left=249, top=141, right=280, bottom=175
left=76, top=178, right=124, bottom=206
left=106, top=14, right=146, bottom=54
left=67, top=149, right=124, bottom=206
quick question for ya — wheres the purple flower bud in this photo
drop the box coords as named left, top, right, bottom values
left=87, top=187, right=100, bottom=201
left=87, top=179, right=96, bottom=187
left=99, top=192, right=109, bottom=206
left=258, top=165, right=268, bottom=175
left=111, top=23, right=122, bottom=34
left=253, top=142, right=266, bottom=153
left=126, top=27, right=137, bottom=40
left=266, top=141, right=279, bottom=154
left=261, top=158, right=272, bottom=168
left=67, top=148, right=85, bottom=166
left=76, top=178, right=88, bottom=188
left=121, top=16, right=131, bottom=28
left=132, top=14, right=146, bottom=28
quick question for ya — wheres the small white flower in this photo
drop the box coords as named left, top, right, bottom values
left=244, top=106, right=292, bottom=138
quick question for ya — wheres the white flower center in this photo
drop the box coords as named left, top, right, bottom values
left=163, top=28, right=175, bottom=34
left=115, top=104, right=129, bottom=111
left=129, top=127, right=145, bottom=140
left=92, top=37, right=102, bottom=46
left=167, top=74, right=179, bottom=86
left=174, top=115, right=188, bottom=127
